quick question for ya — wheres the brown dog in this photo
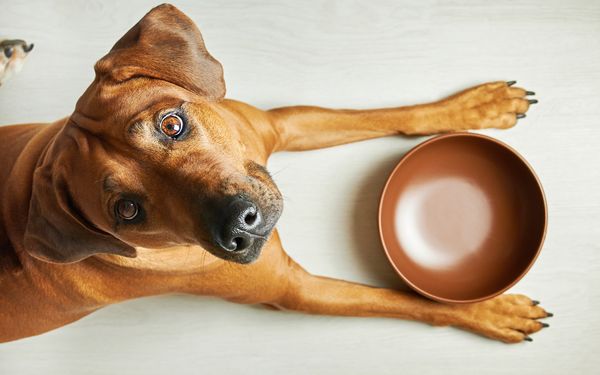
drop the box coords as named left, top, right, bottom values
left=0, top=4, right=550, bottom=344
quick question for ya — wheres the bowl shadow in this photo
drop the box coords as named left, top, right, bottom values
left=348, top=139, right=418, bottom=292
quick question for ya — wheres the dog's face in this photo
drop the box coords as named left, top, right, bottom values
left=23, top=4, right=283, bottom=264
left=0, top=39, right=33, bottom=85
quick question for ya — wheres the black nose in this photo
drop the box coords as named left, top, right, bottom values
left=216, top=196, right=263, bottom=252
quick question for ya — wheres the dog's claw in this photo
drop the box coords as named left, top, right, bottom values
left=546, top=312, right=554, bottom=317
left=541, top=322, right=550, bottom=328
left=528, top=99, right=538, bottom=104
left=532, top=300, right=540, bottom=305
left=525, top=91, right=535, bottom=96
left=516, top=114, right=526, bottom=119
left=507, top=80, right=517, bottom=86
left=524, top=336, right=533, bottom=342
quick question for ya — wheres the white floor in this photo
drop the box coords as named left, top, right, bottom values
left=1, top=1, right=599, bottom=374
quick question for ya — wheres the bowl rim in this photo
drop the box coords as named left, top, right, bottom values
left=377, top=132, right=548, bottom=304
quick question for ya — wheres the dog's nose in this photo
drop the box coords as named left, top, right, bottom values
left=216, top=196, right=263, bottom=252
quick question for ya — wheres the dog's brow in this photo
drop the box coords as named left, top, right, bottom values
left=102, top=175, right=119, bottom=193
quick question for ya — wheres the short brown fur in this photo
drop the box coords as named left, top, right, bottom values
left=0, top=4, right=548, bottom=344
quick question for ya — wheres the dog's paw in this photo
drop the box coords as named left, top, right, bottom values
left=439, top=81, right=537, bottom=132
left=451, top=294, right=552, bottom=343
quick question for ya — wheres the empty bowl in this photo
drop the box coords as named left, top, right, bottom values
left=378, top=133, right=546, bottom=303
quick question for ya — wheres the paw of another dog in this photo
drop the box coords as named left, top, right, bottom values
left=440, top=81, right=537, bottom=132
left=451, top=293, right=552, bottom=343
left=0, top=39, right=34, bottom=86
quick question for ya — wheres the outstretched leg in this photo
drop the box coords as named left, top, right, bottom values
left=267, top=81, right=536, bottom=152
left=267, top=261, right=551, bottom=343
left=258, top=81, right=545, bottom=343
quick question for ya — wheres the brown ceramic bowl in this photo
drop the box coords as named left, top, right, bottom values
left=378, top=133, right=546, bottom=304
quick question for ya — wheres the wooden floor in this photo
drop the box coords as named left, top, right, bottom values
left=1, top=0, right=599, bottom=374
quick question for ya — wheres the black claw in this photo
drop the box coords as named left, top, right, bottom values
left=524, top=336, right=533, bottom=342
left=532, top=300, right=540, bottom=305
left=517, top=114, right=526, bottom=119
left=528, top=99, right=538, bottom=104
left=541, top=323, right=550, bottom=328
left=525, top=91, right=535, bottom=96
left=507, top=80, right=517, bottom=86
left=546, top=312, right=554, bottom=317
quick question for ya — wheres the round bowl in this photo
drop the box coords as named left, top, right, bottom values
left=378, top=133, right=547, bottom=304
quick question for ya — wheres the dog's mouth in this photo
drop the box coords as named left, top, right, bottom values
left=202, top=221, right=280, bottom=265
left=209, top=234, right=271, bottom=264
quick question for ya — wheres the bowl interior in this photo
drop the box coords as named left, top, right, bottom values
left=379, top=134, right=546, bottom=303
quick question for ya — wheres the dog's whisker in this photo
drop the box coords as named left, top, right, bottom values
left=198, top=248, right=205, bottom=273
left=269, top=166, right=290, bottom=178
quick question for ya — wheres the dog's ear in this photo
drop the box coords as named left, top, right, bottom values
left=94, top=4, right=225, bottom=100
left=23, top=143, right=136, bottom=264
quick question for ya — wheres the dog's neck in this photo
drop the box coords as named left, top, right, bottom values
left=95, top=245, right=225, bottom=274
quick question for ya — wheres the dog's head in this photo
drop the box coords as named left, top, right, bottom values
left=23, top=4, right=283, bottom=265
left=0, top=39, right=34, bottom=86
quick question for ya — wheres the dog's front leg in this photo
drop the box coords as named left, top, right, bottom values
left=269, top=264, right=550, bottom=343
left=267, top=81, right=535, bottom=152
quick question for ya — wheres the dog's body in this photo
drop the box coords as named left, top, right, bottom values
left=0, top=4, right=549, bottom=344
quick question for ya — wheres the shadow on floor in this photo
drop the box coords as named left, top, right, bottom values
left=347, top=139, right=419, bottom=291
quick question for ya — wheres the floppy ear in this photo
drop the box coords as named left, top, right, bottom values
left=94, top=3, right=225, bottom=100
left=23, top=154, right=136, bottom=264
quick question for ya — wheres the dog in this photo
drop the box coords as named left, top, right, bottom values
left=0, top=39, right=33, bottom=86
left=0, top=4, right=549, bottom=344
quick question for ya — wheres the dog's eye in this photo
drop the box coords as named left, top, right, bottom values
left=4, top=47, right=13, bottom=59
left=160, top=114, right=184, bottom=138
left=115, top=199, right=139, bottom=220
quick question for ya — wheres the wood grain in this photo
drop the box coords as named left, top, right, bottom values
left=1, top=0, right=599, bottom=374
